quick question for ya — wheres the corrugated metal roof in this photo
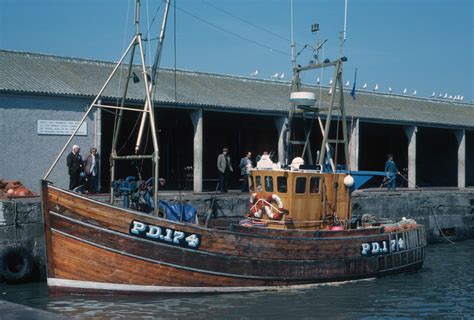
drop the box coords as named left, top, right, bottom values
left=1, top=50, right=473, bottom=129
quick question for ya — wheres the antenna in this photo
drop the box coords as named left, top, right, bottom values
left=291, top=0, right=296, bottom=68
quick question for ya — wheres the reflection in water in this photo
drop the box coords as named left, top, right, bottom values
left=1, top=240, right=473, bottom=319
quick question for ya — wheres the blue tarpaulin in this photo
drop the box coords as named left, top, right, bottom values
left=159, top=200, right=197, bottom=223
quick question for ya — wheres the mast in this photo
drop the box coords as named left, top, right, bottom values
left=45, top=0, right=171, bottom=216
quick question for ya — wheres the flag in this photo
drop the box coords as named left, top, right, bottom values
left=350, top=68, right=357, bottom=100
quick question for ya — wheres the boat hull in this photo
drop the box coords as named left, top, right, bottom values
left=41, top=181, right=426, bottom=294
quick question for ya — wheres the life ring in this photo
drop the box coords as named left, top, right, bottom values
left=263, top=194, right=285, bottom=220
left=249, top=193, right=264, bottom=218
left=0, top=246, right=34, bottom=283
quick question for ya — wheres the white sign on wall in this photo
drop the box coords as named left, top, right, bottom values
left=37, top=120, right=87, bottom=136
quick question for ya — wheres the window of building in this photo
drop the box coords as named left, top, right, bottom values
left=277, top=176, right=287, bottom=193
left=265, top=176, right=274, bottom=192
left=295, top=177, right=307, bottom=194
left=310, top=177, right=320, bottom=194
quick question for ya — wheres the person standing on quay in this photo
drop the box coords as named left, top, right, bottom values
left=384, top=154, right=400, bottom=191
left=84, top=147, right=99, bottom=193
left=217, top=147, right=233, bottom=193
left=66, top=144, right=83, bottom=190
left=239, top=151, right=253, bottom=192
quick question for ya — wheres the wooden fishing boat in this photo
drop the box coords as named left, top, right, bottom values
left=40, top=0, right=426, bottom=294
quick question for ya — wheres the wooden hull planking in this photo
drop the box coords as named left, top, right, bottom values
left=41, top=182, right=426, bottom=294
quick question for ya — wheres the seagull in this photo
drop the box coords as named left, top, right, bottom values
left=328, top=87, right=333, bottom=95
left=403, top=88, right=407, bottom=94
left=362, top=83, right=367, bottom=89
left=449, top=95, right=453, bottom=99
left=374, top=84, right=379, bottom=91
left=329, top=78, right=333, bottom=85
left=438, top=93, right=443, bottom=98
left=316, top=77, right=320, bottom=85
left=412, top=90, right=417, bottom=95
left=345, top=80, right=350, bottom=87
left=431, top=91, right=435, bottom=97
left=388, top=87, right=393, bottom=93
left=250, top=70, right=258, bottom=77
left=270, top=73, right=279, bottom=79
left=460, top=95, right=464, bottom=101
left=444, top=93, right=448, bottom=98
left=279, top=73, right=285, bottom=79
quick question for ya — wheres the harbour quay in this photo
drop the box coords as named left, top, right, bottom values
left=0, top=188, right=473, bottom=282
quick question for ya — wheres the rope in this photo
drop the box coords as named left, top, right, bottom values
left=397, top=173, right=455, bottom=245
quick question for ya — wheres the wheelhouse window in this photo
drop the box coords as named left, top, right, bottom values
left=295, top=177, right=307, bottom=194
left=277, top=176, right=287, bottom=193
left=310, top=177, right=320, bottom=194
left=265, top=176, right=274, bottom=192
left=255, top=176, right=262, bottom=191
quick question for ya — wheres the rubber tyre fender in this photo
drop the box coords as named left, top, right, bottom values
left=0, top=246, right=34, bottom=284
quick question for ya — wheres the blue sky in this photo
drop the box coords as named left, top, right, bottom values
left=1, top=0, right=473, bottom=102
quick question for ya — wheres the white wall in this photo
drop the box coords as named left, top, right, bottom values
left=0, top=93, right=97, bottom=193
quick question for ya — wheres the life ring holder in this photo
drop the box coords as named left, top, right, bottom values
left=0, top=245, right=34, bottom=284
left=263, top=194, right=286, bottom=220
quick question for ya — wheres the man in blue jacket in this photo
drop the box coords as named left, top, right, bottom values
left=384, top=154, right=400, bottom=191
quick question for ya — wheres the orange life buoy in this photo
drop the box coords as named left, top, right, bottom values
left=263, top=194, right=285, bottom=220
left=249, top=193, right=264, bottom=218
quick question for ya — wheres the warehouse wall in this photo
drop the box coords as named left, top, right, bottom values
left=0, top=93, right=97, bottom=193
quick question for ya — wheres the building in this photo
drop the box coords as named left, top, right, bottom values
left=0, top=50, right=473, bottom=193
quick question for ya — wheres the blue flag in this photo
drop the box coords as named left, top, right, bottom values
left=350, top=68, right=357, bottom=100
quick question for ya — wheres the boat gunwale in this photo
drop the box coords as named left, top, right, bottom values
left=45, top=182, right=423, bottom=242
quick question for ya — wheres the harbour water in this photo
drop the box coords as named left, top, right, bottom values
left=1, top=239, right=473, bottom=319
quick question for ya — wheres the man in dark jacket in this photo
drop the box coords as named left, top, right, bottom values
left=384, top=154, right=400, bottom=191
left=217, top=147, right=233, bottom=193
left=67, top=144, right=83, bottom=190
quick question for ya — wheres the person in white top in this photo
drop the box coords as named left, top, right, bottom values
left=84, top=147, right=99, bottom=193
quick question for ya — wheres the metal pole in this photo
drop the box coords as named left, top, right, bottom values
left=110, top=42, right=137, bottom=203
left=150, top=0, right=171, bottom=97
left=43, top=36, right=137, bottom=180
left=318, top=61, right=341, bottom=167
left=137, top=35, right=160, bottom=215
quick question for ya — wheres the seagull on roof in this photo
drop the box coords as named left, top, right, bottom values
left=250, top=70, right=258, bottom=77
left=403, top=88, right=407, bottom=94
left=362, top=83, right=367, bottom=89
left=279, top=73, right=285, bottom=79
left=329, top=78, right=333, bottom=85
left=444, top=93, right=448, bottom=98
left=438, top=93, right=443, bottom=98
left=388, top=87, right=393, bottom=93
left=460, top=95, right=464, bottom=101
left=412, top=90, right=417, bottom=95
left=431, top=91, right=435, bottom=97
left=345, top=80, right=350, bottom=87
left=449, top=95, right=453, bottom=99
left=374, top=84, right=379, bottom=91
left=270, top=73, right=279, bottom=79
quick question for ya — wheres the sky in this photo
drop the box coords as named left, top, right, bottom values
left=1, top=0, right=473, bottom=102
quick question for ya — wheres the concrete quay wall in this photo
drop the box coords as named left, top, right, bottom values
left=351, top=189, right=474, bottom=243
left=0, top=189, right=472, bottom=282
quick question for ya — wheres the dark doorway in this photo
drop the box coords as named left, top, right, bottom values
left=359, top=122, right=408, bottom=174
left=417, top=127, right=457, bottom=187
left=466, top=130, right=474, bottom=187
left=203, top=112, right=278, bottom=191
left=100, top=104, right=193, bottom=192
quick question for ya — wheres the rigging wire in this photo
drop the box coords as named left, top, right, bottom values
left=200, top=0, right=290, bottom=43
left=171, top=3, right=290, bottom=57
left=143, top=0, right=163, bottom=40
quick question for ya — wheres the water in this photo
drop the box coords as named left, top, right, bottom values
left=1, top=240, right=473, bottom=319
